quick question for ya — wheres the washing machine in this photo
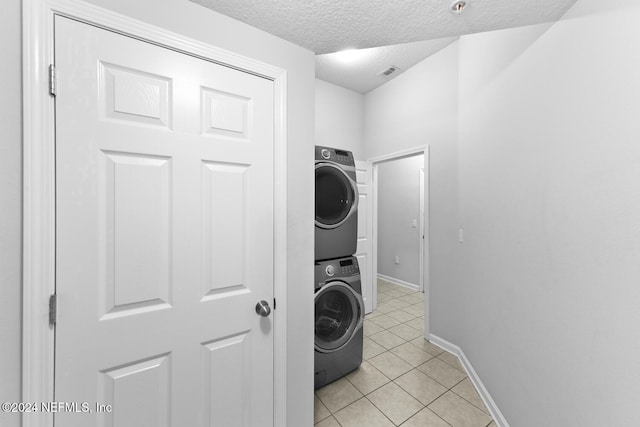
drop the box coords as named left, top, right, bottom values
left=315, top=145, right=358, bottom=261
left=314, top=256, right=364, bottom=389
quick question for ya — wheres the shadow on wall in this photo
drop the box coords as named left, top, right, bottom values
left=460, top=21, right=554, bottom=103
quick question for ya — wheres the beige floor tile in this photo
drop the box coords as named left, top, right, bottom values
left=314, top=394, right=331, bottom=423
left=437, top=351, right=465, bottom=372
left=377, top=284, right=391, bottom=291
left=364, top=320, right=385, bottom=337
left=385, top=298, right=413, bottom=309
left=451, top=378, right=488, bottom=413
left=366, top=310, right=384, bottom=320
left=369, top=314, right=402, bottom=329
left=315, top=415, right=341, bottom=427
left=346, top=361, right=390, bottom=395
left=369, top=351, right=413, bottom=379
left=409, top=337, right=445, bottom=356
left=401, top=407, right=451, bottom=427
left=377, top=302, right=399, bottom=314
left=348, top=284, right=495, bottom=427
left=417, top=358, right=467, bottom=388
left=390, top=342, right=434, bottom=367
left=388, top=323, right=423, bottom=341
left=411, top=294, right=425, bottom=303
left=316, top=377, right=363, bottom=413
left=370, top=330, right=407, bottom=350
left=404, top=303, right=425, bottom=317
left=385, top=289, right=405, bottom=298
left=386, top=309, right=416, bottom=322
left=333, top=397, right=394, bottom=427
left=486, top=422, right=497, bottom=427
left=394, top=286, right=414, bottom=295
left=394, top=369, right=447, bottom=406
left=397, top=294, right=420, bottom=304
left=428, top=391, right=493, bottom=427
left=363, top=337, right=387, bottom=360
left=377, top=292, right=393, bottom=302
left=405, top=317, right=425, bottom=331
left=367, top=382, right=423, bottom=425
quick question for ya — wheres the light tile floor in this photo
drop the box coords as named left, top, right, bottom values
left=315, top=279, right=496, bottom=427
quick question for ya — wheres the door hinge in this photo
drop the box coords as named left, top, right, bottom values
left=49, top=294, right=57, bottom=326
left=48, top=64, right=57, bottom=97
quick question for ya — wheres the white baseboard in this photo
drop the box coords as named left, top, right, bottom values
left=428, top=334, right=510, bottom=427
left=377, top=274, right=419, bottom=291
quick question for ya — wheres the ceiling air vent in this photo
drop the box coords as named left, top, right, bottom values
left=377, top=65, right=400, bottom=78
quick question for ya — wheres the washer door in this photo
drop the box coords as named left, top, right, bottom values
left=315, top=281, right=364, bottom=353
left=315, top=162, right=358, bottom=229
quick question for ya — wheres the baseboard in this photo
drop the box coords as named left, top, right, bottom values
left=377, top=274, right=419, bottom=291
left=428, top=334, right=510, bottom=427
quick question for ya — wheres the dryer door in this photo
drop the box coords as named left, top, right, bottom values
left=315, top=162, right=358, bottom=229
left=315, top=281, right=364, bottom=353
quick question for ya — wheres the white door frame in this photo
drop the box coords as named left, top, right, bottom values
left=22, top=1, right=289, bottom=426
left=419, top=167, right=425, bottom=291
left=368, top=146, right=429, bottom=333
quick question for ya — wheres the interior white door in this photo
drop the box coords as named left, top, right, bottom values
left=54, top=16, right=274, bottom=427
left=354, top=160, right=374, bottom=313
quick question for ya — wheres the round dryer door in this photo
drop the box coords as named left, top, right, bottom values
left=315, top=163, right=358, bottom=229
left=314, top=281, right=364, bottom=353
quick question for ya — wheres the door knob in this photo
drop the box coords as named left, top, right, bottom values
left=255, top=300, right=271, bottom=317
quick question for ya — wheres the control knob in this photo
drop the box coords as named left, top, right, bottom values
left=325, top=264, right=335, bottom=277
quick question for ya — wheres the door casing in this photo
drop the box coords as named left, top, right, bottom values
left=22, top=1, right=289, bottom=426
left=368, top=146, right=430, bottom=336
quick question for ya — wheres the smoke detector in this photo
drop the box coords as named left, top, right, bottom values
left=377, top=65, right=400, bottom=78
left=450, top=0, right=467, bottom=15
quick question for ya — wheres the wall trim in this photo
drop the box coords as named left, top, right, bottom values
left=428, top=334, right=510, bottom=427
left=22, top=1, right=288, bottom=426
left=377, top=273, right=419, bottom=291
left=368, top=145, right=428, bottom=164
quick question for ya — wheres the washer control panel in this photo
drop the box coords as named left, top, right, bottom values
left=337, top=258, right=358, bottom=276
left=316, top=257, right=359, bottom=283
left=325, top=264, right=335, bottom=276
left=315, top=146, right=355, bottom=167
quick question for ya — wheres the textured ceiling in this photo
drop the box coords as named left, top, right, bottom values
left=315, top=38, right=458, bottom=93
left=191, top=0, right=578, bottom=92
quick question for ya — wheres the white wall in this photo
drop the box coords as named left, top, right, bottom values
left=0, top=0, right=22, bottom=426
left=455, top=0, right=640, bottom=424
left=365, top=1, right=640, bottom=423
left=13, top=1, right=316, bottom=425
left=315, top=79, right=365, bottom=159
left=377, top=155, right=423, bottom=286
left=364, top=42, right=460, bottom=338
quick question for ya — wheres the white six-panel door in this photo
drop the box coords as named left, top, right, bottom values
left=355, top=161, right=373, bottom=313
left=55, top=16, right=274, bottom=426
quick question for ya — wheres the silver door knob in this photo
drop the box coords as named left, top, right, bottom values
left=255, top=300, right=271, bottom=317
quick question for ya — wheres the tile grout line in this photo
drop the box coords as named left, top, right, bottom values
left=363, top=393, right=420, bottom=427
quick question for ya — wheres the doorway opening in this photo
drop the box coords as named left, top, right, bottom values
left=370, top=146, right=429, bottom=336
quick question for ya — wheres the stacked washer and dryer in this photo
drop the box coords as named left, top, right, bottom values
left=314, top=146, right=365, bottom=389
